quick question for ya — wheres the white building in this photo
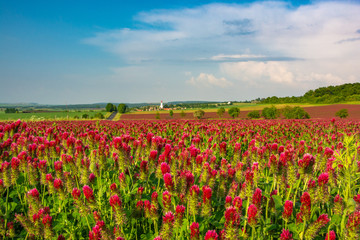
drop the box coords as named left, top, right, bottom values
left=160, top=101, right=164, bottom=109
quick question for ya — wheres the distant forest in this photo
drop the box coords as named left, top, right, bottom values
left=261, top=83, right=360, bottom=104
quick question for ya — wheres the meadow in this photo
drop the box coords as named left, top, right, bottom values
left=0, top=119, right=360, bottom=239
left=0, top=111, right=109, bottom=121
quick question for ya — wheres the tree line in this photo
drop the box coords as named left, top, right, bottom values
left=261, top=83, right=360, bottom=104
left=105, top=103, right=128, bottom=113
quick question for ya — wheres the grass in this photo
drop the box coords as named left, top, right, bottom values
left=338, top=101, right=360, bottom=104
left=104, top=112, right=113, bottom=119
left=112, top=113, right=122, bottom=121
left=0, top=110, right=107, bottom=121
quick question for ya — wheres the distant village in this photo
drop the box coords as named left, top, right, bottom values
left=134, top=101, right=234, bottom=112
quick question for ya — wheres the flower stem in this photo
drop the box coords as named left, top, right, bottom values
left=3, top=187, right=9, bottom=238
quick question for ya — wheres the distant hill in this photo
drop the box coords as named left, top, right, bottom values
left=0, top=101, right=218, bottom=110
left=261, top=83, right=360, bottom=104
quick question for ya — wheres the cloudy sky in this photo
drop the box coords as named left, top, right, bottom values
left=1, top=0, right=360, bottom=104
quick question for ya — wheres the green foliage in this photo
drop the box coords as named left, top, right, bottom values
left=247, top=110, right=260, bottom=119
left=118, top=104, right=127, bottom=113
left=155, top=112, right=160, bottom=119
left=228, top=107, right=240, bottom=118
left=169, top=110, right=174, bottom=118
left=94, top=112, right=105, bottom=119
left=0, top=111, right=107, bottom=120
left=5, top=108, right=18, bottom=113
left=261, top=83, right=360, bottom=104
left=282, top=106, right=310, bottom=119
left=335, top=109, right=349, bottom=118
left=105, top=103, right=116, bottom=112
left=193, top=109, right=205, bottom=119
left=180, top=110, right=186, bottom=118
left=262, top=106, right=279, bottom=119
left=82, top=113, right=89, bottom=119
left=217, top=107, right=225, bottom=118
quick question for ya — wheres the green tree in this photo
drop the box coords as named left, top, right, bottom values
left=82, top=113, right=89, bottom=119
left=105, top=103, right=115, bottom=112
left=217, top=107, right=225, bottom=118
left=155, top=112, right=160, bottom=119
left=262, top=106, right=279, bottom=119
left=228, top=107, right=240, bottom=118
left=247, top=110, right=260, bottom=119
left=193, top=109, right=205, bottom=119
left=335, top=109, right=349, bottom=118
left=169, top=110, right=174, bottom=118
left=118, top=104, right=127, bottom=113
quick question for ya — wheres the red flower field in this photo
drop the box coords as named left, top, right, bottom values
left=0, top=119, right=360, bottom=239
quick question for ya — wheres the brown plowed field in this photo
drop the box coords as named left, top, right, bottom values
left=120, top=104, right=360, bottom=120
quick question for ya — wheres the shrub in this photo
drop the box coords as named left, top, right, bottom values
left=194, top=109, right=205, bottom=119
left=82, top=114, right=89, bottom=119
left=335, top=109, right=349, bottom=118
left=262, top=106, right=279, bottom=119
left=180, top=110, right=186, bottom=118
left=94, top=112, right=105, bottom=119
left=5, top=108, right=17, bottom=113
left=217, top=107, right=225, bottom=118
left=247, top=110, right=260, bottom=119
left=282, top=106, right=310, bottom=119
left=228, top=107, right=240, bottom=118
left=155, top=112, right=160, bottom=119
left=169, top=110, right=174, bottom=118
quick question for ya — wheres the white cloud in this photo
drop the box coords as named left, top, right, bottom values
left=84, top=1, right=360, bottom=99
left=187, top=73, right=232, bottom=88
left=210, top=54, right=265, bottom=61
left=220, top=60, right=358, bottom=90
left=220, top=61, right=294, bottom=85
left=85, top=2, right=360, bottom=61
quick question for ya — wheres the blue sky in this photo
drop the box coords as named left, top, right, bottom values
left=1, top=0, right=359, bottom=104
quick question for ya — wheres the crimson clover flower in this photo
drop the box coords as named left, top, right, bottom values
left=300, top=192, right=311, bottom=221
left=205, top=230, right=218, bottom=240
left=282, top=200, right=293, bottom=222
left=252, top=188, right=262, bottom=209
left=224, top=206, right=240, bottom=227
left=318, top=172, right=329, bottom=186
left=72, top=188, right=81, bottom=200
left=280, top=229, right=293, bottom=240
left=83, top=185, right=94, bottom=200
left=163, top=173, right=174, bottom=191
left=53, top=178, right=63, bottom=189
left=160, top=162, right=170, bottom=175
left=325, top=230, right=336, bottom=240
left=202, top=186, right=212, bottom=203
left=190, top=222, right=199, bottom=240
left=248, top=204, right=258, bottom=227
left=28, top=188, right=40, bottom=199
left=109, top=194, right=122, bottom=209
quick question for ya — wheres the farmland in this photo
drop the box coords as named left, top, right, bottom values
left=1, top=119, right=360, bottom=239
left=120, top=104, right=360, bottom=120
